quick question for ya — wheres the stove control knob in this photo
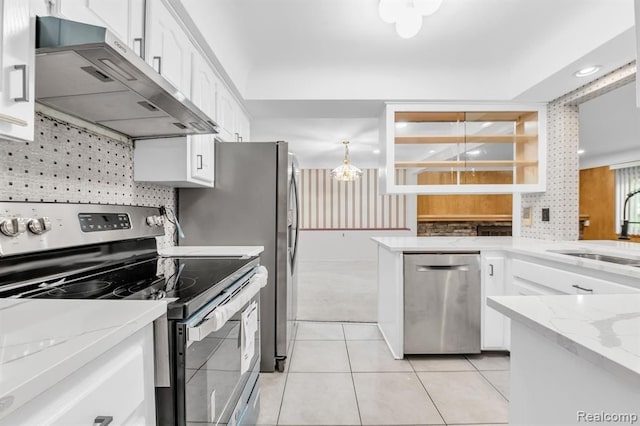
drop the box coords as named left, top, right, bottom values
left=27, top=217, right=52, bottom=235
left=0, top=218, right=27, bottom=237
left=146, top=215, right=164, bottom=227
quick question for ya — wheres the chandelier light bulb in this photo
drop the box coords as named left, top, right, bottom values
left=378, top=0, right=405, bottom=24
left=395, top=7, right=423, bottom=39
left=413, top=0, right=443, bottom=16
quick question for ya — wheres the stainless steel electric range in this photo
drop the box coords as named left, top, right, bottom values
left=0, top=202, right=262, bottom=426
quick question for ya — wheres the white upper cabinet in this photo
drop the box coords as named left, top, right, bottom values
left=189, top=134, right=215, bottom=186
left=56, top=0, right=145, bottom=57
left=134, top=136, right=215, bottom=187
left=0, top=0, right=35, bottom=142
left=216, top=83, right=236, bottom=141
left=191, top=51, right=216, bottom=121
left=238, top=108, right=251, bottom=141
left=145, top=0, right=192, bottom=96
left=215, top=84, right=251, bottom=142
left=381, top=103, right=547, bottom=194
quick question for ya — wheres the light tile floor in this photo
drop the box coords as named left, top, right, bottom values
left=256, top=321, right=509, bottom=426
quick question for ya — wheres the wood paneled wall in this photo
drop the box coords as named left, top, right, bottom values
left=417, top=171, right=513, bottom=218
left=579, top=166, right=617, bottom=240
left=299, top=169, right=408, bottom=230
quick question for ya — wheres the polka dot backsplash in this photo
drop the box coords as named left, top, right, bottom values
left=521, top=61, right=636, bottom=241
left=0, top=112, right=177, bottom=249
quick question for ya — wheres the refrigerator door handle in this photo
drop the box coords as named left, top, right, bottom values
left=290, top=166, right=300, bottom=271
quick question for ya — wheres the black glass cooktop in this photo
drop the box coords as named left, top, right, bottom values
left=0, top=256, right=259, bottom=320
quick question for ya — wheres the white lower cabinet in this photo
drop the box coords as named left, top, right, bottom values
left=481, top=253, right=510, bottom=350
left=0, top=326, right=156, bottom=426
left=511, top=258, right=640, bottom=296
left=134, top=136, right=215, bottom=187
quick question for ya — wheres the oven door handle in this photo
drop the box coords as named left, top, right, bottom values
left=187, top=266, right=268, bottom=342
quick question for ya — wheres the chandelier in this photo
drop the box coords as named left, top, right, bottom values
left=379, top=0, right=443, bottom=39
left=331, top=141, right=362, bottom=182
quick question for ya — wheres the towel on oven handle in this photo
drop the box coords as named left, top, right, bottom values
left=188, top=266, right=268, bottom=342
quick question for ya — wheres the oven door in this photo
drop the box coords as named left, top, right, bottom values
left=175, top=284, right=262, bottom=425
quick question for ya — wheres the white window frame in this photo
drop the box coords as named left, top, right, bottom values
left=613, top=165, right=640, bottom=236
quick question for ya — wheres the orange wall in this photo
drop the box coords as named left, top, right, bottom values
left=417, top=171, right=513, bottom=217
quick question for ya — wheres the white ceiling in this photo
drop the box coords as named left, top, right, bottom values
left=181, top=0, right=637, bottom=167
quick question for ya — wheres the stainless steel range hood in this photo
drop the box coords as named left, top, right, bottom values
left=35, top=16, right=217, bottom=139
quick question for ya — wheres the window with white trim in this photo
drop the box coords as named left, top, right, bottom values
left=615, top=166, right=640, bottom=235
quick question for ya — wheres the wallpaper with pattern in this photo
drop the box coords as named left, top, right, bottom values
left=299, top=168, right=408, bottom=230
left=0, top=113, right=177, bottom=248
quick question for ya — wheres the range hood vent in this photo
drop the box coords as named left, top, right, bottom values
left=35, top=17, right=218, bottom=139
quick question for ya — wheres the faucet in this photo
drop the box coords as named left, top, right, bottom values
left=618, top=188, right=640, bottom=240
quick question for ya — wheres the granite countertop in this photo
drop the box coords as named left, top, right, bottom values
left=488, top=294, right=640, bottom=386
left=371, top=236, right=640, bottom=281
left=0, top=299, right=167, bottom=420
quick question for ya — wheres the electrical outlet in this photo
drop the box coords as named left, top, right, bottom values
left=542, top=208, right=550, bottom=222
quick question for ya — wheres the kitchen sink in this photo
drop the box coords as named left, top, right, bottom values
left=547, top=250, right=640, bottom=267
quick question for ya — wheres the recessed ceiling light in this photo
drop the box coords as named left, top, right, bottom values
left=578, top=149, right=585, bottom=155
left=428, top=149, right=436, bottom=154
left=466, top=149, right=481, bottom=156
left=575, top=66, right=600, bottom=77
left=481, top=122, right=493, bottom=128
left=373, top=149, right=381, bottom=154
left=395, top=121, right=408, bottom=129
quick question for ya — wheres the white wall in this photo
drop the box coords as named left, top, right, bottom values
left=579, top=82, right=640, bottom=170
left=297, top=229, right=414, bottom=262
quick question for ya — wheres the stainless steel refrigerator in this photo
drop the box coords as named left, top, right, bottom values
left=178, top=141, right=299, bottom=372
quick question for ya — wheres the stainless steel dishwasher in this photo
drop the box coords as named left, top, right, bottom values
left=404, top=252, right=481, bottom=354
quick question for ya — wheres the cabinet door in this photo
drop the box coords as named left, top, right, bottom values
left=0, top=326, right=155, bottom=426
left=146, top=0, right=192, bottom=96
left=190, top=134, right=214, bottom=186
left=58, top=0, right=145, bottom=57
left=191, top=51, right=216, bottom=120
left=482, top=255, right=509, bottom=349
left=238, top=109, right=250, bottom=141
left=216, top=84, right=236, bottom=141
left=0, top=0, right=34, bottom=142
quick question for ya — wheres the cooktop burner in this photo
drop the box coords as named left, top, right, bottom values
left=46, top=280, right=112, bottom=298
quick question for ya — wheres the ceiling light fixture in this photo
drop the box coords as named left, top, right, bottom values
left=575, top=66, right=600, bottom=77
left=332, top=141, right=363, bottom=182
left=466, top=149, right=481, bottom=156
left=379, top=0, right=443, bottom=39
left=578, top=149, right=585, bottom=155
left=373, top=149, right=381, bottom=154
left=395, top=121, right=408, bottom=129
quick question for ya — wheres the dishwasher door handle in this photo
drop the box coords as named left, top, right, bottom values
left=416, top=264, right=469, bottom=272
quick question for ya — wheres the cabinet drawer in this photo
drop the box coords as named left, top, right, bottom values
left=512, top=259, right=640, bottom=295
left=4, top=327, right=151, bottom=426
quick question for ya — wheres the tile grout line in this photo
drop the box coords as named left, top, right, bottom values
left=409, top=357, right=447, bottom=426
left=343, top=323, right=364, bottom=426
left=274, top=323, right=299, bottom=426
left=465, top=354, right=510, bottom=403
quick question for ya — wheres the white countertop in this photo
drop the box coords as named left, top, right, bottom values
left=0, top=299, right=166, bottom=420
left=488, top=294, right=640, bottom=386
left=158, top=245, right=264, bottom=257
left=372, top=236, right=640, bottom=281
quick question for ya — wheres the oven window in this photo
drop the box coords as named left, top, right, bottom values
left=184, top=298, right=260, bottom=424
